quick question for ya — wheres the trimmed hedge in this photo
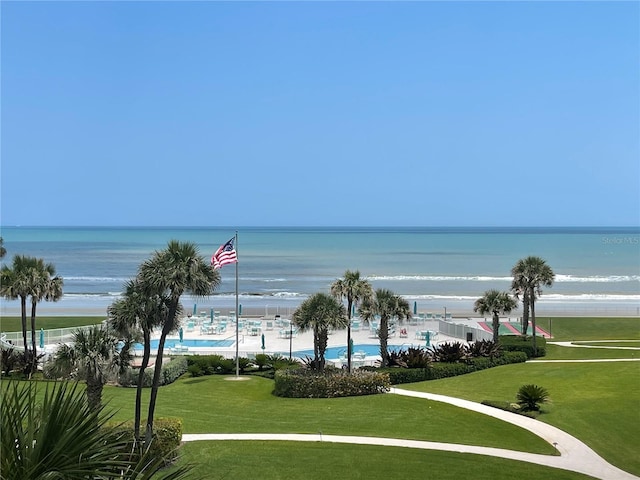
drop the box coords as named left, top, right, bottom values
left=274, top=369, right=390, bottom=398
left=107, top=417, right=183, bottom=466
left=500, top=335, right=547, bottom=358
left=378, top=352, right=527, bottom=385
left=119, top=357, right=188, bottom=387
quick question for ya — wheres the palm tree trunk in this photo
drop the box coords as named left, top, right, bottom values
left=146, top=304, right=177, bottom=445
left=135, top=329, right=151, bottom=440
left=378, top=316, right=389, bottom=367
left=346, top=300, right=353, bottom=373
left=530, top=288, right=537, bottom=356
left=492, top=311, right=499, bottom=344
left=86, top=367, right=103, bottom=412
left=522, top=292, right=530, bottom=335
left=20, top=296, right=28, bottom=354
left=30, top=301, right=38, bottom=372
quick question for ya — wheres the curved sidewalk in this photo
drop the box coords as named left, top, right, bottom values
left=182, top=387, right=638, bottom=480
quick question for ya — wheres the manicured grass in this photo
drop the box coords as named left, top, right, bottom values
left=103, top=375, right=554, bottom=454
left=573, top=341, right=640, bottom=348
left=544, top=344, right=639, bottom=360
left=0, top=316, right=105, bottom=333
left=402, top=361, right=640, bottom=476
left=177, top=441, right=595, bottom=480
left=535, top=317, right=640, bottom=341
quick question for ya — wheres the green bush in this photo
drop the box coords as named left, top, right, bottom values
left=108, top=417, right=183, bottom=466
left=118, top=357, right=187, bottom=387
left=274, top=369, right=390, bottom=398
left=481, top=400, right=538, bottom=418
left=517, top=384, right=550, bottom=412
left=500, top=335, right=546, bottom=358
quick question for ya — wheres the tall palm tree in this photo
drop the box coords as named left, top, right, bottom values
left=51, top=324, right=133, bottom=411
left=473, top=289, right=518, bottom=343
left=511, top=256, right=555, bottom=355
left=1, top=256, right=37, bottom=357
left=359, top=288, right=412, bottom=367
left=138, top=240, right=220, bottom=443
left=330, top=270, right=373, bottom=372
left=292, top=292, right=348, bottom=371
left=0, top=237, right=6, bottom=259
left=109, top=278, right=169, bottom=440
left=27, top=258, right=63, bottom=363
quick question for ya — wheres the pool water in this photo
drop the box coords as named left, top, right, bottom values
left=135, top=338, right=234, bottom=349
left=293, top=344, right=404, bottom=359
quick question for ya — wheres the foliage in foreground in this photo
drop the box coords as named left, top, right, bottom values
left=0, top=380, right=190, bottom=480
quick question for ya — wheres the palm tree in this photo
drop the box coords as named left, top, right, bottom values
left=109, top=278, right=169, bottom=440
left=511, top=256, right=555, bottom=355
left=330, top=270, right=373, bottom=372
left=359, top=289, right=412, bottom=367
left=1, top=256, right=36, bottom=357
left=27, top=258, right=63, bottom=365
left=51, top=324, right=133, bottom=411
left=473, top=289, right=518, bottom=344
left=138, top=240, right=220, bottom=444
left=292, top=292, right=348, bottom=371
left=0, top=237, right=6, bottom=259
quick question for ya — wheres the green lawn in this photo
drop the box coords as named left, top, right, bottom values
left=0, top=316, right=105, bottom=333
left=104, top=375, right=553, bottom=454
left=544, top=344, right=639, bottom=360
left=179, top=441, right=595, bottom=480
left=536, top=317, right=640, bottom=341
left=401, top=361, right=640, bottom=476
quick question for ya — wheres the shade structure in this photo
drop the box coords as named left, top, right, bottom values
left=425, top=331, right=431, bottom=347
left=349, top=337, right=354, bottom=357
left=193, top=304, right=197, bottom=315
left=211, top=308, right=214, bottom=321
left=239, top=304, right=242, bottom=316
left=39, top=328, right=44, bottom=349
left=413, top=301, right=417, bottom=315
left=179, top=327, right=184, bottom=343
left=261, top=333, right=265, bottom=350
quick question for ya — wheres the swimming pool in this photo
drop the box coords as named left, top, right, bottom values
left=135, top=338, right=234, bottom=350
left=293, top=344, right=404, bottom=359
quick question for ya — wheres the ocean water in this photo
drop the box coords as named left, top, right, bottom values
left=0, top=226, right=638, bottom=316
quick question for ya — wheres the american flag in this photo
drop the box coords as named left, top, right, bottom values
left=211, top=237, right=238, bottom=269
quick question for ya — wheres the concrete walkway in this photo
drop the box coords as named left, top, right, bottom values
left=182, top=387, right=639, bottom=480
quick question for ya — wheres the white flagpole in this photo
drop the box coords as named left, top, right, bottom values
left=235, top=230, right=239, bottom=378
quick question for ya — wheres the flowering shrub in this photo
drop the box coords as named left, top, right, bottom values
left=274, top=369, right=390, bottom=398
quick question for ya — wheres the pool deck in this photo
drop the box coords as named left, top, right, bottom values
left=152, top=315, right=492, bottom=365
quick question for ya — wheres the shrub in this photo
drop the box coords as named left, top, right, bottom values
left=517, top=384, right=550, bottom=412
left=109, top=417, right=184, bottom=466
left=118, top=357, right=187, bottom=387
left=430, top=342, right=467, bottom=363
left=466, top=340, right=502, bottom=358
left=481, top=400, right=538, bottom=418
left=500, top=335, right=546, bottom=358
left=274, top=369, right=390, bottom=398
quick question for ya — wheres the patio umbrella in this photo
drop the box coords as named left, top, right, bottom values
left=413, top=301, right=417, bottom=315
left=210, top=308, right=214, bottom=322
left=349, top=337, right=354, bottom=357
left=425, top=331, right=431, bottom=348
left=261, top=333, right=265, bottom=351
left=179, top=327, right=184, bottom=343
left=239, top=304, right=242, bottom=316
left=39, top=328, right=44, bottom=349
left=193, top=304, right=197, bottom=316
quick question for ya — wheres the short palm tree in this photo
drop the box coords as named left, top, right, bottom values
left=473, top=289, right=518, bottom=344
left=109, top=277, right=169, bottom=440
left=138, top=240, right=220, bottom=443
left=359, top=289, right=412, bottom=367
left=51, top=324, right=132, bottom=411
left=292, top=292, right=348, bottom=371
left=516, top=384, right=550, bottom=412
left=511, top=256, right=555, bottom=355
left=330, top=270, right=373, bottom=372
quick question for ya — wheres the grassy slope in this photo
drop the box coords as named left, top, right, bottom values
left=0, top=316, right=105, bottom=332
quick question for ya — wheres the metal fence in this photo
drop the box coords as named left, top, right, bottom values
left=1, top=326, right=95, bottom=347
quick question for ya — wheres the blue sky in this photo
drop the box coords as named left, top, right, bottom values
left=1, top=1, right=638, bottom=227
